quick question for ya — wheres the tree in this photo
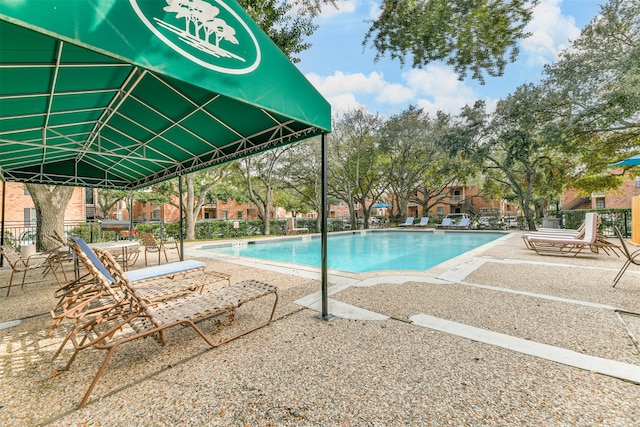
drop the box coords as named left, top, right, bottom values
left=542, top=0, right=640, bottom=187
left=280, top=138, right=325, bottom=230
left=156, top=167, right=230, bottom=240
left=328, top=108, right=386, bottom=229
left=96, top=189, right=128, bottom=219
left=24, top=184, right=75, bottom=251
left=441, top=86, right=570, bottom=231
left=237, top=147, right=290, bottom=235
left=96, top=189, right=169, bottom=220
left=238, top=0, right=318, bottom=63
left=364, top=0, right=538, bottom=83
left=242, top=0, right=540, bottom=82
left=378, top=106, right=459, bottom=220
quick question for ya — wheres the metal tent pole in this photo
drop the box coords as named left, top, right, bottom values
left=320, top=133, right=332, bottom=320
left=0, top=181, right=5, bottom=267
left=128, top=189, right=134, bottom=240
left=178, top=174, right=184, bottom=261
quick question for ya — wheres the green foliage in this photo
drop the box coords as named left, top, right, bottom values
left=238, top=0, right=317, bottom=63
left=364, top=0, right=537, bottom=83
left=571, top=174, right=625, bottom=196
left=543, top=0, right=640, bottom=179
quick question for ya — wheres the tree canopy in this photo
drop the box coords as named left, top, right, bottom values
left=364, top=0, right=538, bottom=83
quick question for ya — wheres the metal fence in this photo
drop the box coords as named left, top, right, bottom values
left=1, top=208, right=632, bottom=250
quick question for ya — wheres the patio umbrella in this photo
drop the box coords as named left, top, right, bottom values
left=371, top=202, right=392, bottom=209
left=611, top=154, right=640, bottom=167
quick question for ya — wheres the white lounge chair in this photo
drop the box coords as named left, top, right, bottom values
left=522, top=213, right=599, bottom=256
left=415, top=217, right=429, bottom=227
left=436, top=218, right=452, bottom=229
left=451, top=217, right=471, bottom=229
left=399, top=217, right=414, bottom=227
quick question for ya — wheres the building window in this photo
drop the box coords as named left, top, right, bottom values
left=636, top=176, right=640, bottom=188
left=595, top=198, right=605, bottom=209
left=222, top=210, right=228, bottom=220
left=437, top=206, right=444, bottom=216
left=237, top=211, right=243, bottom=219
left=152, top=209, right=161, bottom=220
left=143, top=213, right=147, bottom=221
left=85, top=188, right=94, bottom=204
left=24, top=208, right=36, bottom=227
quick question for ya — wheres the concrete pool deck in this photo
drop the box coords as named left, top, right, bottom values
left=0, top=230, right=639, bottom=425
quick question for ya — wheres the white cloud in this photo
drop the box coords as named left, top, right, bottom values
left=375, top=83, right=414, bottom=104
left=307, top=70, right=384, bottom=97
left=402, top=67, right=478, bottom=115
left=366, top=0, right=382, bottom=20
left=318, top=0, right=357, bottom=18
left=306, top=65, right=486, bottom=117
left=521, top=0, right=582, bottom=65
left=306, top=71, right=385, bottom=114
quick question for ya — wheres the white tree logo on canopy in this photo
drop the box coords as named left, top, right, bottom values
left=131, top=0, right=261, bottom=74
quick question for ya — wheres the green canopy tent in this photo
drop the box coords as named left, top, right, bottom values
left=0, top=0, right=332, bottom=318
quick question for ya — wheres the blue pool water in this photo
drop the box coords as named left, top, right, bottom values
left=205, top=231, right=504, bottom=273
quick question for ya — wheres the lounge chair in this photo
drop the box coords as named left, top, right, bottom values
left=48, top=237, right=221, bottom=338
left=522, top=212, right=599, bottom=256
left=415, top=217, right=429, bottom=227
left=451, top=217, right=471, bottom=229
left=139, top=232, right=180, bottom=266
left=0, top=244, right=67, bottom=296
left=286, top=217, right=309, bottom=235
left=612, top=226, right=640, bottom=287
left=399, top=217, right=414, bottom=227
left=57, top=241, right=278, bottom=409
left=436, top=218, right=452, bottom=229
left=523, top=216, right=620, bottom=256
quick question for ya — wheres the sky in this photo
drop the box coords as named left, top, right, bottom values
left=296, top=0, right=606, bottom=119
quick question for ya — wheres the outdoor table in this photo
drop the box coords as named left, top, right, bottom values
left=89, top=241, right=140, bottom=271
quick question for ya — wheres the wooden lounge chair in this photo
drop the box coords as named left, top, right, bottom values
left=57, top=240, right=278, bottom=409
left=522, top=212, right=599, bottom=256
left=0, top=244, right=67, bottom=296
left=399, top=217, right=414, bottom=227
left=139, top=232, right=180, bottom=266
left=415, top=217, right=429, bottom=227
left=612, top=226, right=640, bottom=287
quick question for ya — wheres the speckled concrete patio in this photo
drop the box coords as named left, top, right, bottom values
left=0, top=230, right=638, bottom=426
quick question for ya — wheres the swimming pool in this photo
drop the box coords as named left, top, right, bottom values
left=204, top=230, right=504, bottom=273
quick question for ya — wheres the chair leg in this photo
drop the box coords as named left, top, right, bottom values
left=7, top=269, right=16, bottom=296
left=78, top=346, right=119, bottom=408
left=21, top=269, right=28, bottom=291
left=612, top=260, right=631, bottom=287
left=144, top=249, right=148, bottom=266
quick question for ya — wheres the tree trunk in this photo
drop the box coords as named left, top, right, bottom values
left=184, top=175, right=197, bottom=241
left=263, top=188, right=272, bottom=235
left=25, top=184, right=75, bottom=251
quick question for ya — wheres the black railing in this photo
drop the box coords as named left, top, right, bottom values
left=561, top=209, right=632, bottom=238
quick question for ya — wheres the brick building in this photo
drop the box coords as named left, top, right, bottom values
left=562, top=173, right=640, bottom=210
left=0, top=182, right=88, bottom=227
